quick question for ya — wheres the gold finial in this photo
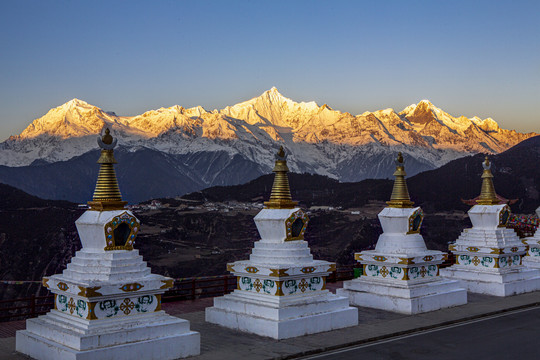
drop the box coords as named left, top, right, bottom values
left=87, top=128, right=127, bottom=211
left=476, top=156, right=499, bottom=205
left=102, top=128, right=113, bottom=145
left=264, top=146, right=298, bottom=209
left=386, top=152, right=414, bottom=208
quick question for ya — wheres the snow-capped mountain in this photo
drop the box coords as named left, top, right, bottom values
left=0, top=88, right=536, bottom=186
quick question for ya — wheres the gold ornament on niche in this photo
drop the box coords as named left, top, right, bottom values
left=103, top=211, right=140, bottom=250
left=498, top=205, right=511, bottom=227
left=285, top=209, right=309, bottom=241
left=407, top=208, right=424, bottom=234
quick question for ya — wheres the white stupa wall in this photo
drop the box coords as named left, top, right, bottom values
left=17, top=209, right=200, bottom=360
left=441, top=204, right=540, bottom=296
left=206, top=207, right=358, bottom=339
left=522, top=206, right=540, bottom=268
left=337, top=206, right=467, bottom=314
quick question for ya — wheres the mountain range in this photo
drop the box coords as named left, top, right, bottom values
left=0, top=88, right=536, bottom=202
left=187, top=135, right=540, bottom=215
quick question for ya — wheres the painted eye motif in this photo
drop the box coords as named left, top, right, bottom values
left=301, top=267, right=315, bottom=274
left=57, top=282, right=69, bottom=291
left=120, top=283, right=143, bottom=292
left=245, top=266, right=259, bottom=273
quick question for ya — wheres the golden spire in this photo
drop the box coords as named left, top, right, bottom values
left=386, top=152, right=414, bottom=208
left=264, top=146, right=298, bottom=209
left=87, top=128, right=127, bottom=211
left=476, top=156, right=499, bottom=205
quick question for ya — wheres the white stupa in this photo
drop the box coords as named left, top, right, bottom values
left=523, top=207, right=540, bottom=268
left=205, top=146, right=358, bottom=339
left=336, top=153, right=467, bottom=314
left=440, top=157, right=540, bottom=296
left=16, top=129, right=200, bottom=360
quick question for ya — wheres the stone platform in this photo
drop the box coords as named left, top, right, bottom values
left=4, top=289, right=539, bottom=360
left=338, top=277, right=466, bottom=314
left=441, top=204, right=540, bottom=296
left=206, top=203, right=358, bottom=339
left=207, top=289, right=357, bottom=339
left=16, top=311, right=199, bottom=360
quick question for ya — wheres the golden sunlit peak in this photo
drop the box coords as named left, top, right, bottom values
left=386, top=152, right=414, bottom=208
left=264, top=146, right=298, bottom=209
left=476, top=155, right=500, bottom=205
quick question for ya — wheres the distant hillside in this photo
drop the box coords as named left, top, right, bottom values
left=0, top=147, right=257, bottom=204
left=0, top=183, right=73, bottom=209
left=182, top=173, right=392, bottom=209
left=409, top=135, right=540, bottom=214
left=0, top=184, right=82, bottom=300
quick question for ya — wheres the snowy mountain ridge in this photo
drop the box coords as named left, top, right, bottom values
left=0, top=88, right=536, bottom=183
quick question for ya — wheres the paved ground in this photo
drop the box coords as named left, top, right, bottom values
left=296, top=306, right=540, bottom=359
left=1, top=289, right=539, bottom=360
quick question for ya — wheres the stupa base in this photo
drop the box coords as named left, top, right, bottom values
left=440, top=266, right=540, bottom=296
left=16, top=311, right=200, bottom=360
left=205, top=290, right=358, bottom=339
left=523, top=256, right=540, bottom=268
left=336, top=277, right=466, bottom=314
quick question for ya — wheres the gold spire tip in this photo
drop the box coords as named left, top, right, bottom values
left=386, top=152, right=414, bottom=208
left=88, top=128, right=127, bottom=211
left=264, top=146, right=298, bottom=209
left=476, top=155, right=499, bottom=205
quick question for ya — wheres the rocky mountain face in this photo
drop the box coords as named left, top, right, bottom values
left=187, top=135, right=540, bottom=215
left=0, top=88, right=536, bottom=202
left=0, top=148, right=262, bottom=203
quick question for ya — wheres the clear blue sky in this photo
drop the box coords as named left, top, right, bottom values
left=1, top=0, right=539, bottom=141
